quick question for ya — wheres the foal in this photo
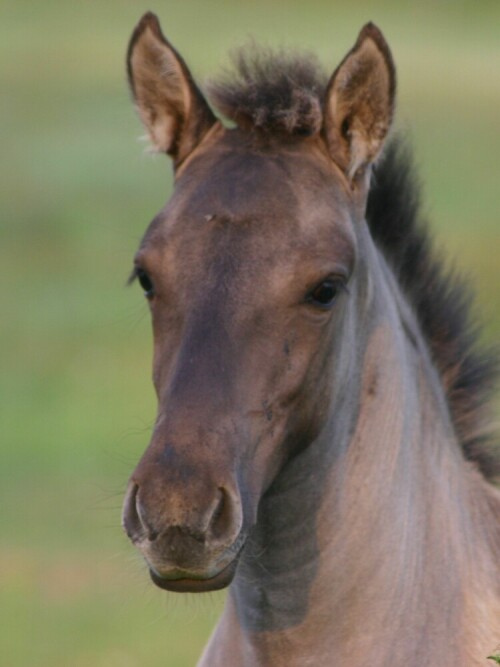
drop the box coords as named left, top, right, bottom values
left=122, top=13, right=500, bottom=666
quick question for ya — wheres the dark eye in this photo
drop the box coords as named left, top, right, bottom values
left=137, top=268, right=154, bottom=298
left=306, top=279, right=342, bottom=309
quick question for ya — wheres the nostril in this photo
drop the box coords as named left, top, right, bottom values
left=209, top=487, right=238, bottom=541
left=122, top=483, right=142, bottom=541
left=122, top=483, right=159, bottom=542
left=148, top=526, right=159, bottom=541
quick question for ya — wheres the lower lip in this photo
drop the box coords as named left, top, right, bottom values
left=149, top=555, right=239, bottom=593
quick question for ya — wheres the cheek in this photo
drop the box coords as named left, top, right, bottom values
left=151, top=347, right=169, bottom=399
left=151, top=350, right=163, bottom=396
left=151, top=321, right=183, bottom=397
left=282, top=322, right=341, bottom=430
left=244, top=326, right=332, bottom=438
left=281, top=323, right=335, bottom=391
left=241, top=337, right=334, bottom=499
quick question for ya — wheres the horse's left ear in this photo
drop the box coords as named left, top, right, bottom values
left=322, top=23, right=396, bottom=183
left=127, top=12, right=217, bottom=167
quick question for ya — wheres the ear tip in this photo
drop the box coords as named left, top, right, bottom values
left=137, top=11, right=161, bottom=33
left=129, top=12, right=164, bottom=47
left=356, top=21, right=396, bottom=88
left=358, top=21, right=385, bottom=43
left=357, top=22, right=393, bottom=59
left=127, top=12, right=169, bottom=88
left=127, top=13, right=159, bottom=95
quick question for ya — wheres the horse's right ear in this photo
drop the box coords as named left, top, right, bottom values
left=127, top=13, right=217, bottom=167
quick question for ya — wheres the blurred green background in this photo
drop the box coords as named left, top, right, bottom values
left=1, top=1, right=499, bottom=665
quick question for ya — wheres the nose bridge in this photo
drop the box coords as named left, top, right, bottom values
left=137, top=290, right=243, bottom=527
left=135, top=415, right=231, bottom=486
left=164, top=298, right=235, bottom=412
left=122, top=295, right=251, bottom=573
left=129, top=403, right=242, bottom=529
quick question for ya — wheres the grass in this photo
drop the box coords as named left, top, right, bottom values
left=1, top=1, right=499, bottom=665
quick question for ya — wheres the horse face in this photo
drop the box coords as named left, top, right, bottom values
left=122, top=13, right=394, bottom=592
left=123, top=134, right=357, bottom=591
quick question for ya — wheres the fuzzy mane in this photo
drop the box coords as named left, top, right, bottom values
left=208, top=47, right=500, bottom=480
left=367, top=141, right=500, bottom=480
left=207, top=46, right=327, bottom=136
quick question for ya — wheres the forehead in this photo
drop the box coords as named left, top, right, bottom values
left=140, top=130, right=355, bottom=263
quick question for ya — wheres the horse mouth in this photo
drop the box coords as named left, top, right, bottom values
left=149, top=553, right=240, bottom=593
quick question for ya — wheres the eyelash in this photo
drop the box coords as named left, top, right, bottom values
left=305, top=277, right=348, bottom=309
left=130, top=267, right=155, bottom=298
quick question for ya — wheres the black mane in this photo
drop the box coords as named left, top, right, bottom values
left=208, top=47, right=500, bottom=480
left=367, top=140, right=499, bottom=480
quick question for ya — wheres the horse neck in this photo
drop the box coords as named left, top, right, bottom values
left=313, top=244, right=500, bottom=662
left=214, top=236, right=500, bottom=666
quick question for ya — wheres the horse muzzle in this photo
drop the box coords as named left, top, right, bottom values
left=122, top=478, right=246, bottom=593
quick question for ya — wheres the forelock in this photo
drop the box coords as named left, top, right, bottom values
left=206, top=45, right=328, bottom=136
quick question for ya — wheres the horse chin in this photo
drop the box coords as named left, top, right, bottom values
left=148, top=556, right=239, bottom=593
